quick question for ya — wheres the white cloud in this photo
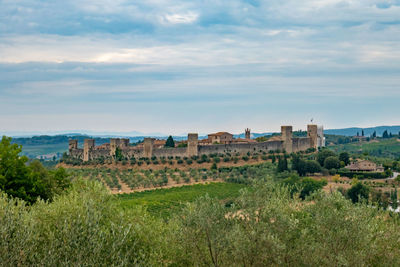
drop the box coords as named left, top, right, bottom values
left=163, top=12, right=198, bottom=24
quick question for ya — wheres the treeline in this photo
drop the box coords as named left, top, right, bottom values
left=12, top=135, right=110, bottom=146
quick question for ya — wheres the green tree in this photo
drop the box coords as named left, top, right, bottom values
left=292, top=155, right=307, bottom=176
left=317, top=149, right=336, bottom=166
left=391, top=188, right=398, bottom=210
left=0, top=136, right=47, bottom=203
left=115, top=147, right=124, bottom=161
left=298, top=177, right=327, bottom=199
left=324, top=156, right=340, bottom=170
left=277, top=157, right=288, bottom=173
left=383, top=130, right=389, bottom=138
left=339, top=152, right=350, bottom=166
left=305, top=160, right=321, bottom=174
left=165, top=136, right=175, bottom=148
left=347, top=182, right=370, bottom=203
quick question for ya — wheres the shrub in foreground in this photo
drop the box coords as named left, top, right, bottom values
left=171, top=182, right=400, bottom=266
left=0, top=180, right=166, bottom=266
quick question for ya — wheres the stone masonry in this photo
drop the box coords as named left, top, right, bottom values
left=69, top=124, right=323, bottom=162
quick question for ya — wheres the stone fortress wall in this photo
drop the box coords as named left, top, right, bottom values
left=68, top=124, right=324, bottom=162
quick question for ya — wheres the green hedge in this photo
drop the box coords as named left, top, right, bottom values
left=337, top=170, right=388, bottom=179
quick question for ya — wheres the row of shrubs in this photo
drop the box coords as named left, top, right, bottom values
left=337, top=170, right=389, bottom=179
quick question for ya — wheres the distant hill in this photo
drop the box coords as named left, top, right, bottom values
left=6, top=125, right=400, bottom=159
left=324, top=126, right=400, bottom=137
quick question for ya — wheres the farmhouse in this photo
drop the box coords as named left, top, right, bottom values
left=345, top=160, right=384, bottom=172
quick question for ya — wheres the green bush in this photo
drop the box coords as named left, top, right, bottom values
left=337, top=170, right=388, bottom=179
left=170, top=182, right=400, bottom=266
left=0, top=180, right=167, bottom=266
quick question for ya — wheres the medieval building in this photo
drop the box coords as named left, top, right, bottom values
left=68, top=124, right=325, bottom=162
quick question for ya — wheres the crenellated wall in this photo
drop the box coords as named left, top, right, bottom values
left=153, top=147, right=187, bottom=158
left=69, top=124, right=323, bottom=162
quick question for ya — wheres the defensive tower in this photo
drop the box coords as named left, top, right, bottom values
left=143, top=138, right=154, bottom=158
left=307, top=124, right=318, bottom=149
left=281, top=126, right=293, bottom=153
left=245, top=128, right=251, bottom=140
left=69, top=140, right=78, bottom=151
left=187, top=133, right=199, bottom=157
left=83, top=139, right=95, bottom=162
left=110, top=138, right=120, bottom=157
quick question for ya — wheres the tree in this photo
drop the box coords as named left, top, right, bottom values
left=391, top=188, right=398, bottom=210
left=292, top=155, right=307, bottom=176
left=362, top=130, right=364, bottom=136
left=115, top=147, right=123, bottom=161
left=372, top=131, right=376, bottom=138
left=383, top=130, right=389, bottom=138
left=324, top=156, right=340, bottom=170
left=277, top=157, right=288, bottom=173
left=347, top=182, right=370, bottom=203
left=0, top=137, right=48, bottom=203
left=165, top=136, right=175, bottom=148
left=317, top=149, right=336, bottom=166
left=339, top=152, right=350, bottom=166
left=298, top=177, right=327, bottom=199
left=305, top=160, right=321, bottom=174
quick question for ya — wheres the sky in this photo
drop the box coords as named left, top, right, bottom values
left=0, top=0, right=399, bottom=136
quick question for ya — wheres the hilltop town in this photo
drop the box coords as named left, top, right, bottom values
left=67, top=124, right=325, bottom=162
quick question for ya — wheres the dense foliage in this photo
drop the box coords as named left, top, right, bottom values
left=0, top=136, right=70, bottom=203
left=2, top=179, right=400, bottom=266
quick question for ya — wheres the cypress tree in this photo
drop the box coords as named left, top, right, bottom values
left=165, top=135, right=175, bottom=148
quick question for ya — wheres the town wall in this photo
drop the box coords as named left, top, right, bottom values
left=292, top=137, right=311, bottom=152
left=70, top=148, right=83, bottom=159
left=153, top=147, right=187, bottom=158
left=198, top=140, right=283, bottom=155
left=69, top=124, right=324, bottom=162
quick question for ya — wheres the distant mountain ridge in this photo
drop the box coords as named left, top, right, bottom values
left=5, top=125, right=400, bottom=139
left=323, top=126, right=400, bottom=137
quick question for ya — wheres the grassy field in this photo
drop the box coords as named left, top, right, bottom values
left=328, top=138, right=400, bottom=160
left=116, top=182, right=247, bottom=218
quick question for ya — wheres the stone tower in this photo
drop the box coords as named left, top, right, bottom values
left=69, top=140, right=78, bottom=152
left=121, top=138, right=130, bottom=148
left=187, top=133, right=199, bottom=157
left=307, top=124, right=318, bottom=149
left=83, top=139, right=95, bottom=162
left=110, top=138, right=120, bottom=157
left=281, top=126, right=293, bottom=153
left=245, top=128, right=251, bottom=140
left=143, top=138, right=154, bottom=158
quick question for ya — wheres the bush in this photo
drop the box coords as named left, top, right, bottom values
left=0, top=180, right=166, bottom=266
left=347, top=182, right=370, bottom=203
left=171, top=182, right=400, bottom=266
left=337, top=170, right=388, bottom=179
left=324, top=156, right=340, bottom=170
left=305, top=160, right=321, bottom=174
left=317, top=149, right=336, bottom=166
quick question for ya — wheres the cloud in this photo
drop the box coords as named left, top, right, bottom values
left=163, top=12, right=199, bottom=24
left=0, top=0, right=399, bottom=133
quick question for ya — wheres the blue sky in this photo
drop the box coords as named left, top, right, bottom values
left=0, top=0, right=399, bottom=136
